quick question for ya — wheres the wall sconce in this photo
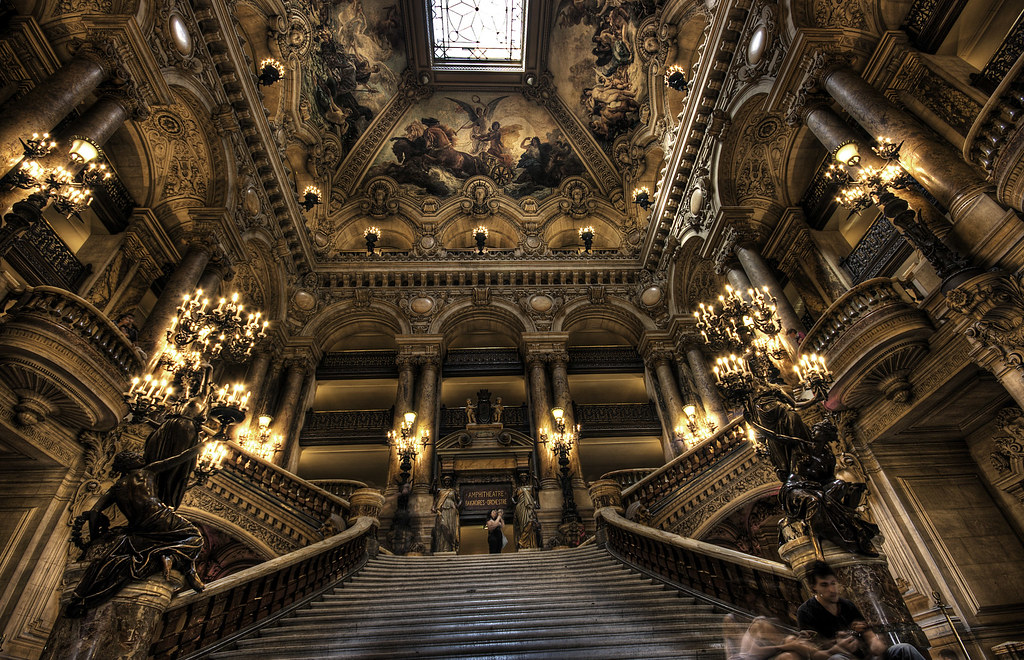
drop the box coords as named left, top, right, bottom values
left=257, top=58, right=284, bottom=87
left=665, top=65, right=688, bottom=92
left=69, top=137, right=100, bottom=164
left=578, top=226, right=595, bottom=253
left=832, top=140, right=860, bottom=167
left=473, top=225, right=488, bottom=254
left=300, top=185, right=321, bottom=211
left=675, top=404, right=717, bottom=449
left=364, top=226, right=380, bottom=254
left=238, top=413, right=283, bottom=462
left=632, top=186, right=652, bottom=210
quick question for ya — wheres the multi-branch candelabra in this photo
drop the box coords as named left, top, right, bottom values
left=540, top=407, right=580, bottom=523
left=300, top=185, right=321, bottom=212
left=388, top=411, right=430, bottom=485
left=6, top=132, right=111, bottom=215
left=632, top=186, right=652, bottom=210
left=125, top=287, right=266, bottom=481
left=473, top=225, right=488, bottom=254
left=237, top=414, right=283, bottom=462
left=257, top=58, right=284, bottom=87
left=675, top=404, right=717, bottom=450
left=578, top=225, right=595, bottom=253
left=364, top=226, right=380, bottom=254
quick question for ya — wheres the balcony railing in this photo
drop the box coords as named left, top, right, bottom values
left=574, top=402, right=661, bottom=436
left=599, top=508, right=803, bottom=622
left=8, top=220, right=90, bottom=291
left=300, top=408, right=393, bottom=445
left=439, top=403, right=530, bottom=435
left=839, top=216, right=913, bottom=284
left=151, top=515, right=377, bottom=659
left=317, top=351, right=398, bottom=379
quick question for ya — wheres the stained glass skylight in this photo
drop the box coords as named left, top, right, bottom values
left=428, top=0, right=527, bottom=68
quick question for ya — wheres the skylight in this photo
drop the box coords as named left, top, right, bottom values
left=428, top=0, right=527, bottom=69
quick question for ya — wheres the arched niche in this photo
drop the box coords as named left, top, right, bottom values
left=432, top=301, right=532, bottom=348
left=438, top=213, right=520, bottom=251
left=557, top=300, right=650, bottom=347
left=304, top=303, right=409, bottom=350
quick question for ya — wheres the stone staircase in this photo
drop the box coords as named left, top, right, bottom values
left=208, top=544, right=728, bottom=659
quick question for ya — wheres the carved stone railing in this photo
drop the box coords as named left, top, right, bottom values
left=599, top=468, right=658, bottom=489
left=803, top=278, right=933, bottom=409
left=300, top=408, right=393, bottom=445
left=839, top=217, right=913, bottom=284
left=8, top=220, right=90, bottom=291
left=151, top=515, right=377, bottom=659
left=599, top=508, right=803, bottom=622
left=574, top=402, right=661, bottom=436
left=0, top=285, right=142, bottom=431
left=444, top=347, right=522, bottom=374
left=567, top=346, right=644, bottom=373
left=318, top=267, right=642, bottom=289
left=966, top=45, right=1024, bottom=176
left=622, top=418, right=746, bottom=512
left=317, top=350, right=398, bottom=379
left=306, top=479, right=369, bottom=501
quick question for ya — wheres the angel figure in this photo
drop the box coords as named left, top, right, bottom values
left=448, top=95, right=509, bottom=154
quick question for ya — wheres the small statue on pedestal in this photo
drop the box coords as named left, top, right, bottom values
left=512, top=471, right=539, bottom=549
left=431, top=475, right=461, bottom=553
left=465, top=398, right=477, bottom=425
left=493, top=397, right=504, bottom=424
left=67, top=445, right=207, bottom=617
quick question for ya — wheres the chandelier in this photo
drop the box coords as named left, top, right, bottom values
left=540, top=407, right=581, bottom=523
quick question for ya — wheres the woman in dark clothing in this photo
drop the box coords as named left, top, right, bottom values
left=485, top=509, right=505, bottom=554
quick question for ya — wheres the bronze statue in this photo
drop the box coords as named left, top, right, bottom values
left=743, top=380, right=878, bottom=556
left=512, top=472, right=539, bottom=549
left=67, top=446, right=206, bottom=617
left=431, top=475, right=461, bottom=553
left=143, top=397, right=206, bottom=509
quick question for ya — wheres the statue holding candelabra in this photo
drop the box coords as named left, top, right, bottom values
left=697, top=285, right=878, bottom=556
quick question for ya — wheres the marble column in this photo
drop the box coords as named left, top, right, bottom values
left=724, top=263, right=753, bottom=293
left=650, top=353, right=686, bottom=461
left=683, top=343, right=728, bottom=427
left=412, top=357, right=439, bottom=493
left=275, top=359, right=308, bottom=471
left=243, top=349, right=274, bottom=417
left=527, top=355, right=557, bottom=489
left=194, top=256, right=232, bottom=297
left=734, top=242, right=805, bottom=336
left=549, top=353, right=584, bottom=486
left=136, top=241, right=214, bottom=364
left=820, top=64, right=1012, bottom=257
left=0, top=57, right=109, bottom=177
left=386, top=356, right=417, bottom=494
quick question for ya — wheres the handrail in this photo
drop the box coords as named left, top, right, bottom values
left=801, top=278, right=911, bottom=356
left=598, top=508, right=803, bottom=622
left=221, top=444, right=350, bottom=525
left=306, top=478, right=369, bottom=501
left=598, top=468, right=658, bottom=489
left=3, top=285, right=142, bottom=378
left=151, top=516, right=376, bottom=659
left=622, top=418, right=747, bottom=511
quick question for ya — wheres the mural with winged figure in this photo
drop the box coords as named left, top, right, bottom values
left=303, top=0, right=406, bottom=156
left=366, top=93, right=590, bottom=199
left=549, top=0, right=660, bottom=146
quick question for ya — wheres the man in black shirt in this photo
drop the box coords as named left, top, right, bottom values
left=797, top=561, right=926, bottom=660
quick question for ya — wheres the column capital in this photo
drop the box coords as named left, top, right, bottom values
left=396, top=334, right=444, bottom=367
left=521, top=331, right=570, bottom=364
left=638, top=331, right=677, bottom=368
left=97, top=79, right=151, bottom=121
left=282, top=339, right=322, bottom=375
left=67, top=36, right=126, bottom=79
left=800, top=46, right=857, bottom=94
left=783, top=88, right=832, bottom=128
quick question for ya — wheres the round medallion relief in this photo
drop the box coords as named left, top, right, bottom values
left=420, top=235, right=435, bottom=250
left=529, top=295, right=553, bottom=313
left=410, top=297, right=434, bottom=315
left=242, top=186, right=260, bottom=216
left=747, top=26, right=767, bottom=66
left=169, top=14, right=192, bottom=55
left=525, top=235, right=542, bottom=250
left=293, top=290, right=316, bottom=311
left=689, top=187, right=704, bottom=215
left=640, top=286, right=664, bottom=306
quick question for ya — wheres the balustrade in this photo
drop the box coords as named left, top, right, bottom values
left=599, top=508, right=803, bottom=621
left=7, top=220, right=90, bottom=290
left=150, top=516, right=376, bottom=659
left=839, top=217, right=913, bottom=284
left=598, top=468, right=658, bottom=489
left=574, top=402, right=661, bottom=436
left=317, top=351, right=398, bottom=379
left=307, top=479, right=369, bottom=501
left=622, top=419, right=747, bottom=515
left=300, top=408, right=394, bottom=444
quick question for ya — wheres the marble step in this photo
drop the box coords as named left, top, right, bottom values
left=326, top=576, right=663, bottom=599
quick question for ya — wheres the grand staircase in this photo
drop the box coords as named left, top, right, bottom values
left=207, top=545, right=728, bottom=659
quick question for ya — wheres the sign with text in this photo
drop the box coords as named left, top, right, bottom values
left=461, top=484, right=512, bottom=512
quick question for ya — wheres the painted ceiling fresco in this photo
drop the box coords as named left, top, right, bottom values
left=548, top=0, right=661, bottom=146
left=366, top=93, right=591, bottom=199
left=303, top=0, right=406, bottom=158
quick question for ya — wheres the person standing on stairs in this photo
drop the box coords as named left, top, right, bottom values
left=486, top=508, right=505, bottom=554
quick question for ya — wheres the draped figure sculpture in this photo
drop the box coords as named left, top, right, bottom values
left=431, top=475, right=461, bottom=553
left=143, top=397, right=206, bottom=509
left=512, top=472, right=539, bottom=549
left=743, top=380, right=879, bottom=556
left=67, top=446, right=206, bottom=616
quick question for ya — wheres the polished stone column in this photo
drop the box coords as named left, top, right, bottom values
left=136, top=241, right=213, bottom=364
left=0, top=57, right=109, bottom=177
left=275, top=359, right=309, bottom=471
left=650, top=353, right=686, bottom=461
left=683, top=343, right=728, bottom=427
left=819, top=64, right=1011, bottom=256
left=385, top=355, right=417, bottom=494
left=724, top=263, right=753, bottom=293
left=243, top=349, right=274, bottom=417
left=735, top=242, right=804, bottom=337
left=412, top=356, right=439, bottom=493
left=195, top=255, right=232, bottom=297
left=549, top=353, right=584, bottom=486
left=526, top=355, right=557, bottom=489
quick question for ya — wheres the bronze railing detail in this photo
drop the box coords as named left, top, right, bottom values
left=150, top=517, right=376, bottom=659
left=598, top=468, right=658, bottom=489
left=599, top=508, right=803, bottom=622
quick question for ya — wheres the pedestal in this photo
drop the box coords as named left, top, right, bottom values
left=42, top=564, right=182, bottom=660
left=779, top=534, right=929, bottom=651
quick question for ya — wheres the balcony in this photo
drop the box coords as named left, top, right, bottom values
left=802, top=278, right=934, bottom=408
left=0, top=285, right=141, bottom=432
